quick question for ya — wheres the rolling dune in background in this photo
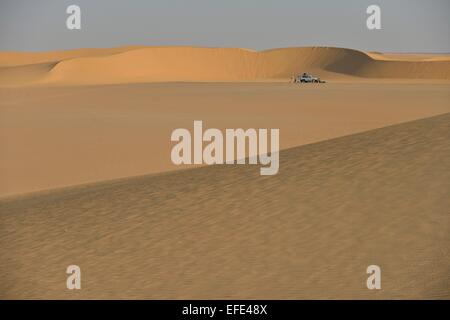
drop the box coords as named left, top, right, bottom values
left=1, top=113, right=449, bottom=299
left=0, top=46, right=450, bottom=87
left=0, top=46, right=146, bottom=67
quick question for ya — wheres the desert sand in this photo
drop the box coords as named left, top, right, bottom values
left=1, top=113, right=449, bottom=299
left=0, top=46, right=449, bottom=299
left=1, top=81, right=450, bottom=197
left=1, top=46, right=450, bottom=87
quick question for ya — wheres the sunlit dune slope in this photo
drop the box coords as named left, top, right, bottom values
left=0, top=46, right=145, bottom=67
left=1, top=82, right=449, bottom=197
left=0, top=46, right=449, bottom=86
left=1, top=113, right=449, bottom=299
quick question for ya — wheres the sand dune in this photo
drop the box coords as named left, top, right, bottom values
left=0, top=46, right=449, bottom=87
left=0, top=46, right=145, bottom=67
left=1, top=113, right=448, bottom=299
left=1, top=45, right=449, bottom=299
left=1, top=82, right=449, bottom=197
left=367, top=52, right=450, bottom=62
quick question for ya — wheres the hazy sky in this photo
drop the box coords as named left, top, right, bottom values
left=0, top=0, right=449, bottom=52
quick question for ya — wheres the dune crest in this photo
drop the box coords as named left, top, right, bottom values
left=1, top=113, right=449, bottom=299
left=0, top=46, right=449, bottom=86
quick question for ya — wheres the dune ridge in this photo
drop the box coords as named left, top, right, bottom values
left=1, top=113, right=449, bottom=299
left=1, top=46, right=449, bottom=86
left=0, top=46, right=146, bottom=67
left=1, top=81, right=449, bottom=197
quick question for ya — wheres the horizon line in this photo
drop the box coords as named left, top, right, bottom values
left=1, top=44, right=450, bottom=55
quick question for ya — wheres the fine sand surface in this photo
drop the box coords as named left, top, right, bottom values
left=1, top=82, right=450, bottom=197
left=1, top=47, right=450, bottom=87
left=1, top=113, right=449, bottom=299
left=0, top=46, right=449, bottom=299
